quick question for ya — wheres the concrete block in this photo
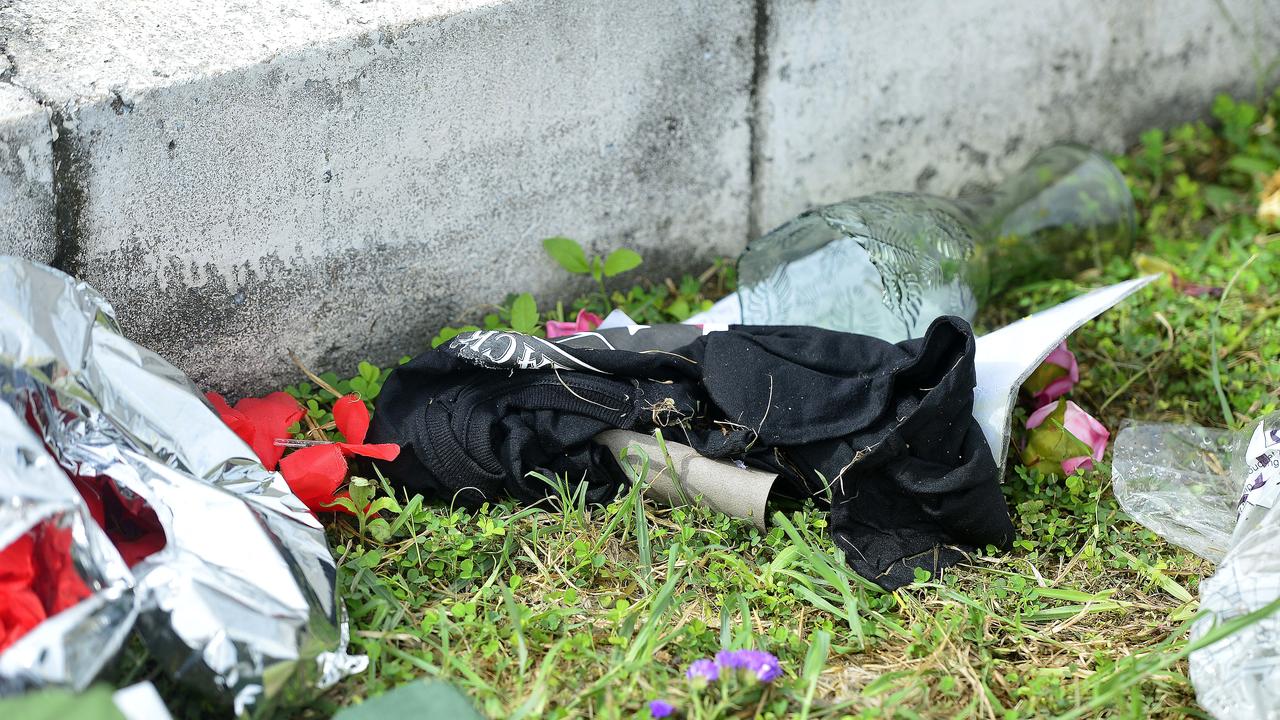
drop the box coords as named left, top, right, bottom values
left=3, top=0, right=1276, bottom=394
left=756, top=0, right=1280, bottom=231
left=3, top=0, right=753, bottom=393
left=0, top=82, right=55, bottom=263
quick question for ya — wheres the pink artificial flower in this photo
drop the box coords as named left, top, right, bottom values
left=1024, top=400, right=1110, bottom=477
left=545, top=309, right=603, bottom=339
left=1022, top=341, right=1080, bottom=408
left=1171, top=275, right=1223, bottom=298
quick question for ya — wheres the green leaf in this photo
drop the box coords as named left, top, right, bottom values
left=666, top=297, right=691, bottom=321
left=349, top=376, right=381, bottom=401
left=333, top=680, right=483, bottom=720
left=542, top=236, right=589, bottom=274
left=602, top=248, right=643, bottom=277
left=0, top=685, right=125, bottom=720
left=800, top=629, right=833, bottom=718
left=368, top=517, right=392, bottom=543
left=1203, top=184, right=1240, bottom=213
left=431, top=325, right=480, bottom=349
left=1227, top=155, right=1273, bottom=176
left=348, top=476, right=375, bottom=509
left=369, top=496, right=401, bottom=515
left=510, top=293, right=538, bottom=334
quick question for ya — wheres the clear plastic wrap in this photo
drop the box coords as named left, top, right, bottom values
left=1112, top=413, right=1280, bottom=719
left=1188, top=413, right=1280, bottom=720
left=1111, top=422, right=1242, bottom=563
left=1191, top=496, right=1280, bottom=720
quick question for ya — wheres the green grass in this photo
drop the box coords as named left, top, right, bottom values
left=120, top=90, right=1280, bottom=718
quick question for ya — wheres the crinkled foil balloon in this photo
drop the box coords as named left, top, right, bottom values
left=0, top=257, right=366, bottom=714
left=0, top=401, right=136, bottom=692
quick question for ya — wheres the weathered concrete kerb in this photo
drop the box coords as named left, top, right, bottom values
left=1, top=0, right=1278, bottom=393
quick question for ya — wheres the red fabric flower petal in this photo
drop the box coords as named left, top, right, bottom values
left=0, top=534, right=44, bottom=653
left=209, top=391, right=398, bottom=514
left=0, top=587, right=45, bottom=652
left=34, top=525, right=92, bottom=612
left=230, top=392, right=305, bottom=470
left=0, top=524, right=93, bottom=653
left=337, top=442, right=401, bottom=461
left=331, top=395, right=400, bottom=461
left=205, top=391, right=234, bottom=416
left=71, top=475, right=167, bottom=568
left=71, top=477, right=107, bottom=529
left=206, top=392, right=255, bottom=448
left=279, top=443, right=351, bottom=515
left=113, top=532, right=168, bottom=568
left=0, top=534, right=36, bottom=586
left=102, top=483, right=168, bottom=568
left=332, top=394, right=370, bottom=445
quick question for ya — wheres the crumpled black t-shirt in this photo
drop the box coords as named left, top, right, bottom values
left=368, top=317, right=1013, bottom=589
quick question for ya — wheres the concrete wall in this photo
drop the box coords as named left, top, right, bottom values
left=757, top=0, right=1280, bottom=231
left=0, top=83, right=54, bottom=262
left=2, top=0, right=1277, bottom=393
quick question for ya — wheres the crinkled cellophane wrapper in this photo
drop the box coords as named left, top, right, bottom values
left=0, top=257, right=365, bottom=715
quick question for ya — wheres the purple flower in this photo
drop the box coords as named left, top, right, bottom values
left=648, top=699, right=675, bottom=718
left=753, top=655, right=782, bottom=682
left=715, top=649, right=782, bottom=683
left=686, top=658, right=719, bottom=687
left=715, top=649, right=748, bottom=669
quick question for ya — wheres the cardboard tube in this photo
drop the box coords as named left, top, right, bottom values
left=597, top=430, right=777, bottom=530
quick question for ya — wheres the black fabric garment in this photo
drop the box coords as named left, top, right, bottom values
left=368, top=317, right=1014, bottom=589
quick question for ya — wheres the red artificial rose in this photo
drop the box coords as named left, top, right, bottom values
left=277, top=395, right=399, bottom=515
left=280, top=443, right=349, bottom=513
left=0, top=523, right=93, bottom=653
left=0, top=584, right=44, bottom=652
left=72, top=475, right=107, bottom=528
left=0, top=534, right=36, bottom=588
left=33, top=524, right=92, bottom=612
left=206, top=391, right=306, bottom=470
left=71, top=475, right=167, bottom=568
left=208, top=389, right=399, bottom=516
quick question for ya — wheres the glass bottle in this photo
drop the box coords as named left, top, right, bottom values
left=737, top=145, right=1136, bottom=341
